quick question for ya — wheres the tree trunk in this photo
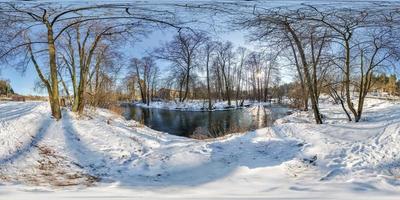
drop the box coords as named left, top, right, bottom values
left=178, top=77, right=184, bottom=102
left=28, top=37, right=60, bottom=119
left=58, top=71, right=72, bottom=105
left=286, top=23, right=322, bottom=124
left=289, top=37, right=308, bottom=111
left=47, top=24, right=62, bottom=120
left=76, top=68, right=87, bottom=114
left=206, top=54, right=212, bottom=110
left=344, top=39, right=358, bottom=122
left=182, top=68, right=190, bottom=102
left=236, top=64, right=243, bottom=107
left=332, top=87, right=352, bottom=121
left=263, top=67, right=271, bottom=102
left=222, top=68, right=231, bottom=106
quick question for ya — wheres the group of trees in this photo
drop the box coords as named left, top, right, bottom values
left=128, top=57, right=159, bottom=106
left=1, top=2, right=400, bottom=124
left=0, top=79, right=14, bottom=96
left=239, top=4, right=400, bottom=123
left=371, top=74, right=398, bottom=95
left=0, top=3, right=183, bottom=120
left=56, top=22, right=124, bottom=112
left=127, top=3, right=400, bottom=124
left=126, top=31, right=281, bottom=111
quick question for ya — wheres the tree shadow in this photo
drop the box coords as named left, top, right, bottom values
left=61, top=112, right=301, bottom=188
left=61, top=113, right=123, bottom=180
left=375, top=160, right=400, bottom=185
left=0, top=118, right=51, bottom=164
left=145, top=136, right=302, bottom=187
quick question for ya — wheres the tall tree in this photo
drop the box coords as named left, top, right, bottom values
left=308, top=5, right=398, bottom=121
left=215, top=41, right=235, bottom=106
left=240, top=6, right=337, bottom=124
left=130, top=57, right=158, bottom=105
left=155, top=31, right=206, bottom=102
left=0, top=2, right=183, bottom=119
left=202, top=38, right=216, bottom=110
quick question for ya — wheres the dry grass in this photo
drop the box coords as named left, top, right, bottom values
left=190, top=133, right=211, bottom=140
left=1, top=145, right=102, bottom=187
left=108, top=104, right=124, bottom=116
left=190, top=124, right=250, bottom=140
left=24, top=95, right=47, bottom=101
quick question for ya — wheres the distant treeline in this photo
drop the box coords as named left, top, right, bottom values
left=0, top=79, right=14, bottom=96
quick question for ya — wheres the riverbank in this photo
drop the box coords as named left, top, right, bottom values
left=1, top=98, right=400, bottom=199
left=127, top=99, right=280, bottom=111
left=123, top=103, right=290, bottom=138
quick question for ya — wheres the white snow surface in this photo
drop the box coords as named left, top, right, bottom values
left=1, top=98, right=400, bottom=199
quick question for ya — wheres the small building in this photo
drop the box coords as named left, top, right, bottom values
left=11, top=95, right=25, bottom=102
left=157, top=88, right=180, bottom=100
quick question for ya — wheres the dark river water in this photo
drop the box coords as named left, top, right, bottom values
left=123, top=105, right=290, bottom=138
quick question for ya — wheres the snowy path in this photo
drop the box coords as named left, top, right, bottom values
left=1, top=99, right=400, bottom=199
left=272, top=98, right=400, bottom=189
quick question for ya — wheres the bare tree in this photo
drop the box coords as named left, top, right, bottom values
left=202, top=38, right=216, bottom=110
left=58, top=21, right=131, bottom=113
left=215, top=41, right=235, bottom=106
left=130, top=57, right=158, bottom=105
left=286, top=37, right=309, bottom=110
left=155, top=31, right=206, bottom=102
left=246, top=52, right=264, bottom=102
left=235, top=47, right=247, bottom=106
left=238, top=4, right=364, bottom=124
left=0, top=2, right=183, bottom=119
left=308, top=5, right=398, bottom=121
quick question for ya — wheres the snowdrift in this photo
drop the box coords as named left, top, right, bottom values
left=1, top=98, right=400, bottom=199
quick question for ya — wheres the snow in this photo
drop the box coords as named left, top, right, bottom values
left=131, top=100, right=264, bottom=111
left=1, top=98, right=400, bottom=199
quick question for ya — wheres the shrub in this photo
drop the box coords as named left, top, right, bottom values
left=108, top=104, right=124, bottom=116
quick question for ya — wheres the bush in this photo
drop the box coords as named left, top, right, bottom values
left=0, top=80, right=14, bottom=95
left=108, top=104, right=124, bottom=116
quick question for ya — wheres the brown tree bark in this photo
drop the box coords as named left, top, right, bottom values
left=286, top=22, right=323, bottom=124
left=205, top=46, right=213, bottom=110
left=47, top=23, right=62, bottom=119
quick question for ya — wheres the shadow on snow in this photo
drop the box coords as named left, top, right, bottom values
left=0, top=118, right=51, bottom=164
left=61, top=111, right=302, bottom=187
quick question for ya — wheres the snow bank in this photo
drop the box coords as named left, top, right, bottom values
left=274, top=98, right=400, bottom=188
left=131, top=100, right=263, bottom=111
left=1, top=98, right=400, bottom=199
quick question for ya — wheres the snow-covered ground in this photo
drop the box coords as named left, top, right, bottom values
left=1, top=98, right=400, bottom=199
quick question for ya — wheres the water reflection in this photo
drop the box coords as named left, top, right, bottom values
left=123, top=105, right=289, bottom=138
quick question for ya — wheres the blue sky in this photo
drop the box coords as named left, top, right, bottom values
left=4, top=0, right=364, bottom=95
left=1, top=66, right=37, bottom=95
left=3, top=0, right=395, bottom=96
left=0, top=26, right=262, bottom=95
